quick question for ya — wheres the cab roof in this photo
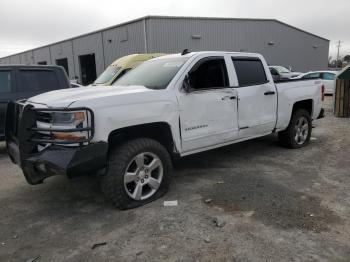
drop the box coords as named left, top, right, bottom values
left=154, top=51, right=262, bottom=60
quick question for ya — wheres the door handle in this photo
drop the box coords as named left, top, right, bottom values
left=264, top=91, right=276, bottom=95
left=221, top=96, right=236, bottom=101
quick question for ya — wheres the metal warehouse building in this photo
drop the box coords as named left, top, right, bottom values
left=0, top=16, right=329, bottom=85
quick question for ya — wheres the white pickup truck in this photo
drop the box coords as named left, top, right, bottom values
left=6, top=51, right=325, bottom=209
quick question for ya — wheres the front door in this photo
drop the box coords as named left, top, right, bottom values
left=178, top=57, right=238, bottom=152
left=231, top=57, right=277, bottom=138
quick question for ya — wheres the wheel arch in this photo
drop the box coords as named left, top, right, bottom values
left=107, top=122, right=179, bottom=157
left=292, top=99, right=313, bottom=117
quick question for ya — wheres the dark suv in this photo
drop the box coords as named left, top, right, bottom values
left=0, top=65, right=70, bottom=140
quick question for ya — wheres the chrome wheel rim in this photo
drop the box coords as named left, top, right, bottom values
left=294, top=116, right=309, bottom=145
left=124, top=152, right=163, bottom=201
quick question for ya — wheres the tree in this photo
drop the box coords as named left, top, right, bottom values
left=344, top=55, right=350, bottom=62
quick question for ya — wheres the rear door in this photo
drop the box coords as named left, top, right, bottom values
left=0, top=69, right=16, bottom=138
left=231, top=57, right=277, bottom=138
left=178, top=56, right=238, bottom=152
left=15, top=69, right=61, bottom=100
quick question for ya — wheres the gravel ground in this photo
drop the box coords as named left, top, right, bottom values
left=0, top=96, right=349, bottom=262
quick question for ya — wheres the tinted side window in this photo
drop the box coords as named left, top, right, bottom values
left=232, top=58, right=267, bottom=86
left=190, top=58, right=229, bottom=90
left=0, top=71, right=11, bottom=93
left=18, top=70, right=59, bottom=92
left=323, top=73, right=335, bottom=80
left=302, top=73, right=320, bottom=79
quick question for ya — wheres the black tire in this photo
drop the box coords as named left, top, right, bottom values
left=278, top=109, right=312, bottom=149
left=101, top=138, right=172, bottom=209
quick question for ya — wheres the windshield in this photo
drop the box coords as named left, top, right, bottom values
left=114, top=57, right=188, bottom=89
left=94, top=66, right=121, bottom=84
left=274, top=66, right=291, bottom=74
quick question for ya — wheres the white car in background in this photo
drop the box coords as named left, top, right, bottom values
left=297, top=71, right=338, bottom=94
left=269, top=66, right=303, bottom=80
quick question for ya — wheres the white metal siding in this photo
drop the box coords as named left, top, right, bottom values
left=146, top=17, right=329, bottom=72
left=0, top=16, right=329, bottom=73
left=50, top=41, right=75, bottom=79
left=0, top=57, right=10, bottom=64
left=33, top=47, right=51, bottom=64
left=263, top=21, right=329, bottom=72
left=9, top=55, right=21, bottom=64
left=102, top=21, right=146, bottom=66
left=72, top=32, right=104, bottom=83
left=19, top=51, right=34, bottom=65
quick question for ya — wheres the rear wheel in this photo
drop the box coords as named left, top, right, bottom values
left=101, top=138, right=172, bottom=209
left=278, top=109, right=312, bottom=149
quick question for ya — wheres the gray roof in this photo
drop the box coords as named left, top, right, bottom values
left=0, top=15, right=329, bottom=59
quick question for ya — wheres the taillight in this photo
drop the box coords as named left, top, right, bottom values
left=321, top=85, right=325, bottom=101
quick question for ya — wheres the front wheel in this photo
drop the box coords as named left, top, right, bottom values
left=278, top=109, right=312, bottom=149
left=101, top=138, right=172, bottom=209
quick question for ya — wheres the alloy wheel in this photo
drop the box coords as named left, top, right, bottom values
left=124, top=152, right=163, bottom=201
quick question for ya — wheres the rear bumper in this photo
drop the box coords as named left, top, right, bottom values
left=5, top=101, right=108, bottom=185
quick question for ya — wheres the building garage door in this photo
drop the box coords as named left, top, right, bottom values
left=79, top=54, right=97, bottom=85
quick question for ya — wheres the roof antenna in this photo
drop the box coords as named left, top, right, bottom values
left=181, top=49, right=190, bottom=55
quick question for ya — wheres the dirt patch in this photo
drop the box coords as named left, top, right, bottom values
left=200, top=171, right=340, bottom=232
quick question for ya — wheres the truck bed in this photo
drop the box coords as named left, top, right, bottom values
left=275, top=79, right=323, bottom=130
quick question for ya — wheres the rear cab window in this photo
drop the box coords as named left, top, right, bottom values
left=232, top=57, right=268, bottom=86
left=17, top=70, right=59, bottom=92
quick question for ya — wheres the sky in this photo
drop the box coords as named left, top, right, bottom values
left=0, top=0, right=349, bottom=60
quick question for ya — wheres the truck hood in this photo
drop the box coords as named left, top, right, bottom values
left=27, top=85, right=154, bottom=107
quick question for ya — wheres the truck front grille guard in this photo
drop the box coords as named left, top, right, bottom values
left=28, top=107, right=95, bottom=146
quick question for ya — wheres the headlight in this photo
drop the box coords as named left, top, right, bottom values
left=51, top=111, right=88, bottom=142
left=52, top=111, right=86, bottom=126
left=34, top=108, right=93, bottom=146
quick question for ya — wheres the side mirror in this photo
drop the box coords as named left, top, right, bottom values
left=182, top=74, right=192, bottom=93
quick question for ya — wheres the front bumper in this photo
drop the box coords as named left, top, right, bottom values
left=5, top=101, right=108, bottom=185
